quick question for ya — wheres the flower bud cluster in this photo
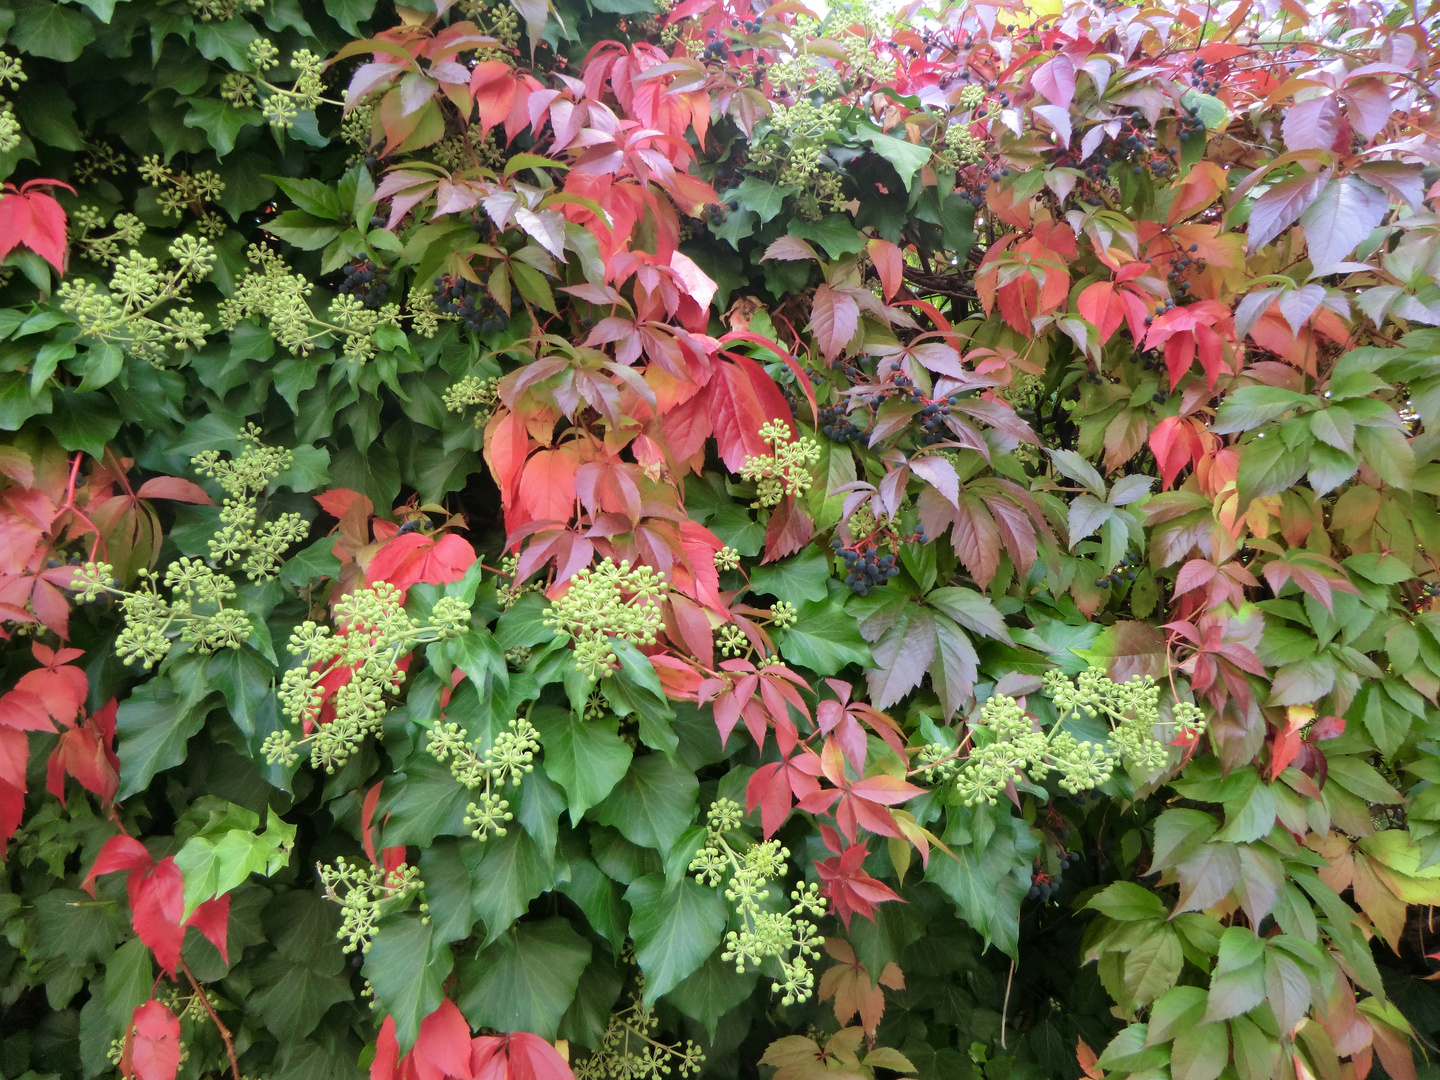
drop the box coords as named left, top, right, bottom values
left=544, top=558, right=668, bottom=681
left=574, top=987, right=705, bottom=1080
left=138, top=156, right=225, bottom=221
left=273, top=585, right=471, bottom=773
left=318, top=855, right=424, bottom=954
left=59, top=235, right=217, bottom=363
left=929, top=669, right=1208, bottom=806
left=220, top=245, right=399, bottom=362
left=72, top=558, right=254, bottom=670
left=71, top=208, right=147, bottom=265
left=426, top=715, right=541, bottom=842
left=689, top=799, right=827, bottom=1006
left=192, top=426, right=308, bottom=581
left=713, top=545, right=742, bottom=571
left=187, top=0, right=263, bottom=20
left=443, top=375, right=501, bottom=427
left=0, top=52, right=25, bottom=155
left=740, top=420, right=821, bottom=508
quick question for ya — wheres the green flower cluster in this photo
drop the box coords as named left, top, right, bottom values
left=317, top=855, right=424, bottom=954
left=941, top=123, right=986, bottom=166
left=193, top=426, right=309, bottom=581
left=72, top=558, right=253, bottom=670
left=58, top=234, right=216, bottom=363
left=958, top=83, right=987, bottom=109
left=443, top=374, right=501, bottom=427
left=0, top=51, right=25, bottom=155
left=924, top=670, right=1207, bottom=806
left=187, top=0, right=263, bottom=21
left=67, top=433, right=317, bottom=667
left=689, top=799, right=827, bottom=1006
left=220, top=245, right=401, bottom=362
left=222, top=44, right=329, bottom=130
left=713, top=545, right=742, bottom=571
left=740, top=420, right=821, bottom=508
left=138, top=155, right=226, bottom=228
left=574, top=984, right=705, bottom=1080
left=70, top=206, right=147, bottom=265
left=426, top=715, right=541, bottom=841
left=269, top=585, right=471, bottom=772
left=544, top=558, right=668, bottom=681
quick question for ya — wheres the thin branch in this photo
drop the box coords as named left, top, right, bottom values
left=180, top=958, right=242, bottom=1080
left=1000, top=957, right=1015, bottom=1049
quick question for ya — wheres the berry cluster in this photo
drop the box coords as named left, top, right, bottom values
left=916, top=397, right=959, bottom=447
left=1095, top=552, right=1141, bottom=589
left=433, top=273, right=509, bottom=334
left=338, top=258, right=390, bottom=309
left=1186, top=56, right=1220, bottom=94
left=701, top=28, right=732, bottom=63
left=1026, top=856, right=1074, bottom=902
left=1162, top=244, right=1205, bottom=302
left=831, top=539, right=900, bottom=596
left=818, top=403, right=866, bottom=443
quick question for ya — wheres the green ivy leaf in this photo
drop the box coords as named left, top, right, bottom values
left=732, top=177, right=798, bottom=224
left=595, top=753, right=698, bottom=857
left=251, top=952, right=354, bottom=1045
left=749, top=547, right=832, bottom=606
left=471, top=825, right=555, bottom=945
left=533, top=706, right=633, bottom=824
left=365, top=916, right=453, bottom=1051
left=666, top=951, right=759, bottom=1039
left=778, top=594, right=873, bottom=676
left=115, top=677, right=213, bottom=802
left=456, top=918, right=591, bottom=1040
left=624, top=874, right=726, bottom=1003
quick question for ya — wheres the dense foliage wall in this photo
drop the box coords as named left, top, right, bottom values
left=3, top=0, right=1440, bottom=1079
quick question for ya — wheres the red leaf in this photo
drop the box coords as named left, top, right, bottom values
left=808, top=284, right=859, bottom=362
left=130, top=1001, right=182, bottom=1080
left=499, top=1032, right=576, bottom=1080
left=46, top=717, right=120, bottom=805
left=0, top=688, right=57, bottom=732
left=315, top=487, right=370, bottom=519
left=135, top=477, right=214, bottom=504
left=707, top=355, right=794, bottom=473
left=185, top=895, right=230, bottom=964
left=1032, top=54, right=1076, bottom=108
left=131, top=856, right=186, bottom=975
left=372, top=1018, right=401, bottom=1080
left=867, top=238, right=904, bottom=302
left=14, top=658, right=87, bottom=728
left=0, top=184, right=72, bottom=274
left=0, top=728, right=27, bottom=791
left=1282, top=95, right=1342, bottom=153
left=762, top=497, right=814, bottom=563
left=471, top=61, right=519, bottom=138
left=814, top=843, right=901, bottom=929
left=0, top=780, right=22, bottom=851
left=412, top=999, right=473, bottom=1080
left=81, top=834, right=153, bottom=893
